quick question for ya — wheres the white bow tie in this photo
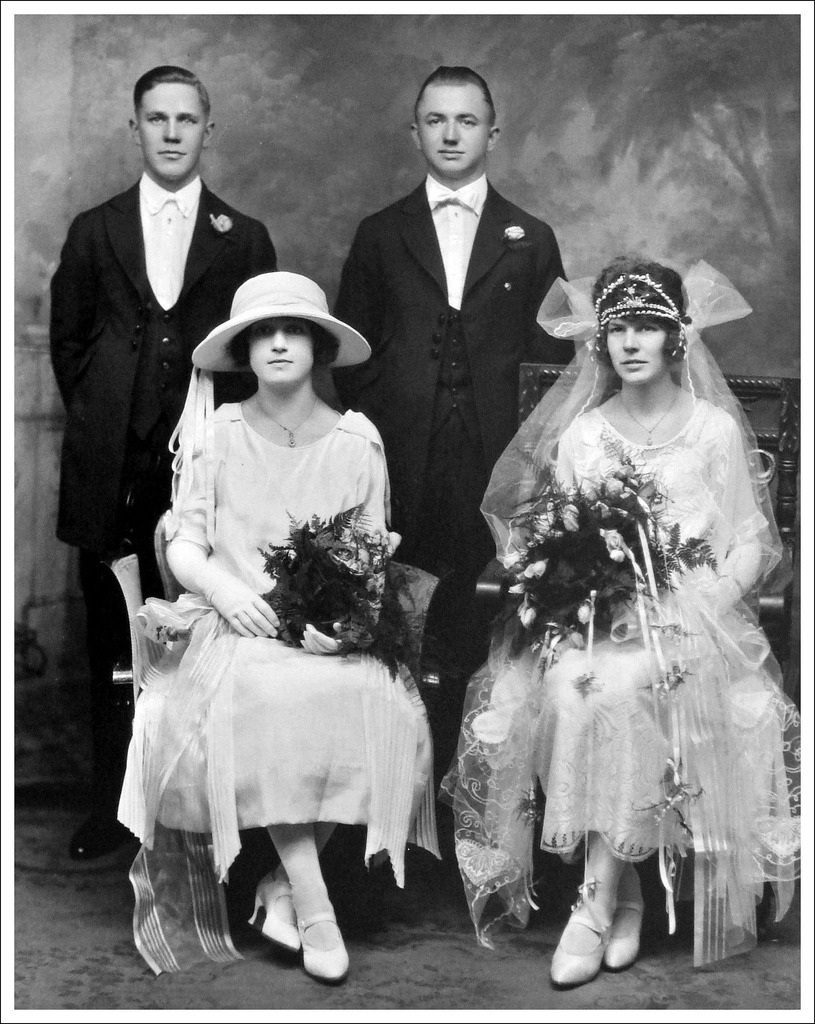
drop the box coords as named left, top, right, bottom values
left=428, top=183, right=477, bottom=213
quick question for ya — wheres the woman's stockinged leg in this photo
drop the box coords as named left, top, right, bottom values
left=266, top=822, right=349, bottom=982
left=273, top=821, right=337, bottom=884
left=267, top=825, right=330, bottom=928
left=252, top=824, right=339, bottom=953
left=266, top=823, right=346, bottom=950
left=563, top=833, right=625, bottom=955
left=586, top=832, right=625, bottom=922
left=550, top=832, right=629, bottom=987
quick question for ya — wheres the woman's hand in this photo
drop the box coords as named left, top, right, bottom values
left=208, top=576, right=279, bottom=638
left=301, top=623, right=342, bottom=655
left=166, top=541, right=279, bottom=638
left=710, top=574, right=742, bottom=613
left=696, top=572, right=742, bottom=615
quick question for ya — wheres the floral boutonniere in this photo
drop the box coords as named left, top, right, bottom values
left=209, top=213, right=233, bottom=235
left=503, top=225, right=527, bottom=245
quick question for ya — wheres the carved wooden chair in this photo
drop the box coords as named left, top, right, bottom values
left=476, top=364, right=801, bottom=705
left=108, top=514, right=182, bottom=705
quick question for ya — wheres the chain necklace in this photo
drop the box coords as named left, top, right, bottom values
left=619, top=390, right=679, bottom=445
left=266, top=397, right=318, bottom=448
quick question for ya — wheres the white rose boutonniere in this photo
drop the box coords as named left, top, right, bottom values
left=210, top=213, right=234, bottom=234
left=503, top=225, right=526, bottom=243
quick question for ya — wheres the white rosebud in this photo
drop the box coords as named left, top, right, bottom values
left=519, top=603, right=537, bottom=628
left=209, top=213, right=233, bottom=234
left=504, top=225, right=526, bottom=242
left=562, top=505, right=580, bottom=532
left=610, top=549, right=625, bottom=562
left=577, top=601, right=592, bottom=624
left=523, top=559, right=549, bottom=578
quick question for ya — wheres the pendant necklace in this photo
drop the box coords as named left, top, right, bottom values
left=266, top=397, right=318, bottom=448
left=620, top=391, right=679, bottom=445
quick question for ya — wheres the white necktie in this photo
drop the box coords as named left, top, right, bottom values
left=152, top=198, right=186, bottom=309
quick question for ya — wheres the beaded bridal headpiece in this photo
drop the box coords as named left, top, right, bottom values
left=595, top=273, right=684, bottom=327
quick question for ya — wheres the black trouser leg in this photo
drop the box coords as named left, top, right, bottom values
left=70, top=425, right=173, bottom=858
left=408, top=407, right=495, bottom=784
left=78, top=551, right=134, bottom=822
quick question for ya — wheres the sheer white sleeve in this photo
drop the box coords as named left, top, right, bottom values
left=712, top=413, right=774, bottom=597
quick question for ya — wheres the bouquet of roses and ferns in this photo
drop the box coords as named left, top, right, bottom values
left=501, top=447, right=717, bottom=658
left=259, top=506, right=411, bottom=675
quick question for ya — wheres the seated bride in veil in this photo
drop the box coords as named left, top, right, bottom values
left=442, top=256, right=800, bottom=988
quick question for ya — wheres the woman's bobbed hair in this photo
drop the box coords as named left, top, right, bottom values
left=592, top=256, right=688, bottom=365
left=227, top=317, right=340, bottom=368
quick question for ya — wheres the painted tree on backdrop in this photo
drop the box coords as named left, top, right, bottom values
left=582, top=16, right=798, bottom=272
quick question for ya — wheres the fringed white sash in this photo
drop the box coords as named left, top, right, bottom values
left=362, top=662, right=440, bottom=886
left=119, top=597, right=240, bottom=879
left=130, top=824, right=240, bottom=976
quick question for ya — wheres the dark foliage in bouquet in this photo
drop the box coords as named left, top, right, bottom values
left=259, top=506, right=411, bottom=675
left=502, top=446, right=716, bottom=654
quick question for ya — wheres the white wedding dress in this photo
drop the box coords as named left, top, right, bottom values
left=443, top=400, right=800, bottom=965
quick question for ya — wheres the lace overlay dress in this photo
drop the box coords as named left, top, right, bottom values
left=442, top=401, right=800, bottom=965
left=118, top=407, right=438, bottom=974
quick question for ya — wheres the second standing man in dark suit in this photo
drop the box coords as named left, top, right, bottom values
left=334, top=66, right=569, bottom=708
left=50, top=65, right=277, bottom=859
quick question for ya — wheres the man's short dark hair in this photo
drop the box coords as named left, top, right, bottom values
left=414, top=66, right=496, bottom=125
left=133, top=65, right=211, bottom=118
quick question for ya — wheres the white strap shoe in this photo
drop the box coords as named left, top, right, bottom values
left=550, top=881, right=611, bottom=989
left=249, top=872, right=301, bottom=953
left=298, top=911, right=349, bottom=984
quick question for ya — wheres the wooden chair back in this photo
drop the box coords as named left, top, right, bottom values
left=107, top=513, right=181, bottom=703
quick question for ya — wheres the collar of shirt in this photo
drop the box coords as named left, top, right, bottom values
left=425, top=174, right=488, bottom=216
left=140, top=173, right=202, bottom=218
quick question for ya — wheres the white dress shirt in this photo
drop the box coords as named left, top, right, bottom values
left=139, top=174, right=202, bottom=310
left=426, top=173, right=488, bottom=310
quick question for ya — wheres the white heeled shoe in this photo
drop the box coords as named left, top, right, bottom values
left=298, top=911, right=349, bottom=984
left=603, top=867, right=643, bottom=971
left=550, top=882, right=611, bottom=989
left=249, top=873, right=301, bottom=953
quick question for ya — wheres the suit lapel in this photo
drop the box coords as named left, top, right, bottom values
left=399, top=184, right=448, bottom=298
left=462, top=185, right=514, bottom=300
left=179, top=184, right=234, bottom=303
left=105, top=184, right=151, bottom=303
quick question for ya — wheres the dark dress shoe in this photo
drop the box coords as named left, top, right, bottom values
left=69, top=815, right=133, bottom=860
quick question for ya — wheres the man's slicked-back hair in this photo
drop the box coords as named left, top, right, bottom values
left=133, top=65, right=211, bottom=118
left=414, top=66, right=496, bottom=125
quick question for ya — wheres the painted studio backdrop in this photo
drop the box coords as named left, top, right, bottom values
left=15, top=14, right=800, bottom=787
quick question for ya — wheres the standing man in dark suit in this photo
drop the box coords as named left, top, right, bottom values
left=334, top=67, right=569, bottom=715
left=50, top=65, right=276, bottom=859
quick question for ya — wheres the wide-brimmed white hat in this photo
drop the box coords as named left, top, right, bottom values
left=193, top=272, right=371, bottom=370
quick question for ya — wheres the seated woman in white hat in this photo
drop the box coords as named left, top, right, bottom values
left=118, top=272, right=439, bottom=983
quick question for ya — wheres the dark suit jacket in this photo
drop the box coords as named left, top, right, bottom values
left=50, top=182, right=276, bottom=553
left=334, top=182, right=569, bottom=541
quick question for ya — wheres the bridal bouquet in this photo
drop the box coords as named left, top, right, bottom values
left=502, top=454, right=716, bottom=654
left=259, top=506, right=410, bottom=673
